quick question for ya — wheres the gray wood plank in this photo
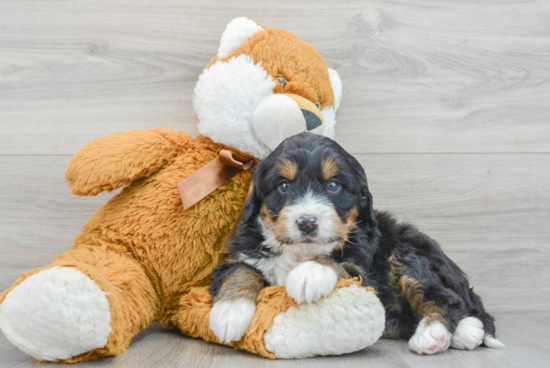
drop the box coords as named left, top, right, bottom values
left=1, top=0, right=549, bottom=154
left=2, top=314, right=549, bottom=368
left=0, top=155, right=119, bottom=291
left=1, top=154, right=548, bottom=314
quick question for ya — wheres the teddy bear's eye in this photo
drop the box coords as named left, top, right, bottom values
left=276, top=77, right=288, bottom=88
left=314, top=101, right=320, bottom=109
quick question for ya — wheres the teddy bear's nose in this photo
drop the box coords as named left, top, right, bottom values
left=283, top=93, right=324, bottom=129
left=301, top=109, right=322, bottom=130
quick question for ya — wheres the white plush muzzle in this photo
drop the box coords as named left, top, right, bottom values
left=249, top=94, right=325, bottom=151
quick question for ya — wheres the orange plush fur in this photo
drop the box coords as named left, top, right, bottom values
left=1, top=132, right=252, bottom=362
left=209, top=26, right=335, bottom=110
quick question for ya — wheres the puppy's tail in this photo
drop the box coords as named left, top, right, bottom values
left=483, top=334, right=506, bottom=349
left=469, top=288, right=506, bottom=349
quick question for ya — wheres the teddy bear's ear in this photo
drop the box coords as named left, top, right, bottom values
left=217, top=17, right=264, bottom=59
left=328, top=68, right=342, bottom=111
left=320, top=68, right=343, bottom=139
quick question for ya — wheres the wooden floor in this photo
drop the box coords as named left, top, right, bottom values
left=2, top=315, right=550, bottom=368
left=1, top=0, right=550, bottom=366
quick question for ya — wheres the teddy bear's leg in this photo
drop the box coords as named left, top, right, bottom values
left=0, top=243, right=160, bottom=363
left=174, top=279, right=386, bottom=359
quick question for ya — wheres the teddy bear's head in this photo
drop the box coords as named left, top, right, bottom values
left=194, top=17, right=342, bottom=159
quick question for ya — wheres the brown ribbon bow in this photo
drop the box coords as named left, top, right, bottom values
left=178, top=149, right=255, bottom=255
left=177, top=149, right=255, bottom=211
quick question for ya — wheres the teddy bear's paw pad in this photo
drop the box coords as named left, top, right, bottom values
left=0, top=266, right=111, bottom=361
left=264, top=284, right=385, bottom=358
left=450, top=317, right=485, bottom=350
left=408, top=318, right=451, bottom=355
left=285, top=261, right=338, bottom=305
left=209, top=299, right=256, bottom=344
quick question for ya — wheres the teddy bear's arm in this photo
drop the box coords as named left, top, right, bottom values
left=66, top=128, right=190, bottom=196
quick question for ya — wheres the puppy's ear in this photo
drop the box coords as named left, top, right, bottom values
left=242, top=160, right=268, bottom=223
left=347, top=153, right=377, bottom=231
left=242, top=144, right=285, bottom=223
left=242, top=180, right=263, bottom=223
left=359, top=184, right=377, bottom=231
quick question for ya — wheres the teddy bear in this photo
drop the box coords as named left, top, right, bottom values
left=0, top=17, right=385, bottom=362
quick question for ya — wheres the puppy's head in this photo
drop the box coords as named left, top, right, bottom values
left=243, top=132, right=376, bottom=257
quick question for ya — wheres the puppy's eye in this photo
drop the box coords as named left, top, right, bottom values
left=327, top=180, right=341, bottom=193
left=314, top=101, right=320, bottom=109
left=278, top=181, right=291, bottom=194
left=276, top=77, right=288, bottom=88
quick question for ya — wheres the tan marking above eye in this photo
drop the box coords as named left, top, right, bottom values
left=321, top=157, right=339, bottom=181
left=279, top=159, right=298, bottom=181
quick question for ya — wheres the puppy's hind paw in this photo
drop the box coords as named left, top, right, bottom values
left=451, top=317, right=485, bottom=350
left=409, top=318, right=451, bottom=355
left=208, top=299, right=256, bottom=343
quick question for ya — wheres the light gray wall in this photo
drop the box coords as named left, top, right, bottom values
left=1, top=0, right=549, bottom=315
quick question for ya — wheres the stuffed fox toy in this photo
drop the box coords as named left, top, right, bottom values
left=0, top=18, right=385, bottom=361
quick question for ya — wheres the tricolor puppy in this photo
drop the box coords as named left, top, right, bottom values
left=209, top=132, right=504, bottom=354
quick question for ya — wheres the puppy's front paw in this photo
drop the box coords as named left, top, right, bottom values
left=409, top=318, right=451, bottom=355
left=209, top=299, right=256, bottom=343
left=285, top=261, right=338, bottom=304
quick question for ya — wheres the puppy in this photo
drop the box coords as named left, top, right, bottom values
left=209, top=132, right=504, bottom=354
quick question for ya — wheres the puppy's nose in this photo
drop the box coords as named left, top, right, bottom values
left=297, top=216, right=318, bottom=234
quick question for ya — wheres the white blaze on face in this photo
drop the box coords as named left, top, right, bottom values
left=245, top=191, right=342, bottom=285
left=279, top=191, right=341, bottom=257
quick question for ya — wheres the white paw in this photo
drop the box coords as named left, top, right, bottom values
left=451, top=317, right=485, bottom=350
left=285, top=261, right=338, bottom=304
left=0, top=267, right=111, bottom=361
left=265, top=284, right=386, bottom=358
left=209, top=299, right=256, bottom=343
left=408, top=318, right=451, bottom=355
